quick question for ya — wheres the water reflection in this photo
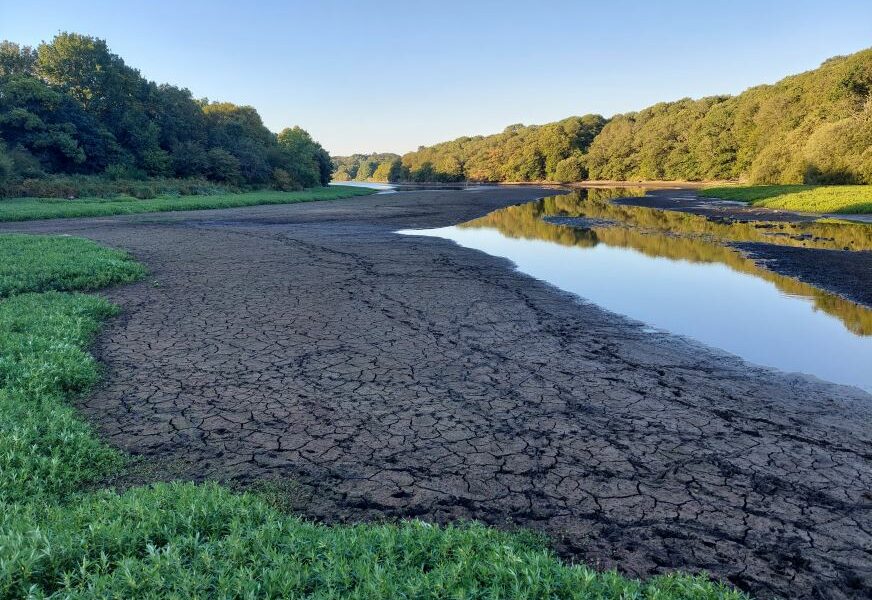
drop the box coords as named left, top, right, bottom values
left=330, top=181, right=496, bottom=194
left=400, top=189, right=872, bottom=392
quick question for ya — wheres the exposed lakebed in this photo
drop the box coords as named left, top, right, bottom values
left=400, top=188, right=872, bottom=392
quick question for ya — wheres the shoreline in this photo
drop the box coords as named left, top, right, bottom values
left=1, top=188, right=868, bottom=598
left=613, top=189, right=872, bottom=308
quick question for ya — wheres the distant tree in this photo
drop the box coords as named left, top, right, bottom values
left=0, top=142, right=12, bottom=185
left=356, top=160, right=375, bottom=180
left=0, top=41, right=36, bottom=77
left=552, top=153, right=587, bottom=182
left=276, top=126, right=329, bottom=187
left=171, top=141, right=210, bottom=178
left=400, top=49, right=872, bottom=185
left=207, top=148, right=242, bottom=184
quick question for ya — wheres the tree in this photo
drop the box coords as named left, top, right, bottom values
left=0, top=41, right=36, bottom=77
left=0, top=142, right=13, bottom=185
left=207, top=148, right=242, bottom=184
left=276, top=126, right=331, bottom=188
left=171, top=141, right=210, bottom=178
left=553, top=153, right=587, bottom=182
left=0, top=32, right=336, bottom=188
left=356, top=160, right=375, bottom=180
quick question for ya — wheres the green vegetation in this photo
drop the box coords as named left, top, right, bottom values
left=1, top=482, right=745, bottom=599
left=332, top=153, right=402, bottom=182
left=700, top=185, right=872, bottom=214
left=0, top=34, right=333, bottom=196
left=396, top=116, right=607, bottom=183
left=397, top=49, right=872, bottom=185
left=0, top=291, right=125, bottom=505
left=0, top=235, right=142, bottom=505
left=0, top=232, right=746, bottom=598
left=0, top=234, right=145, bottom=295
left=0, top=185, right=374, bottom=222
left=463, top=190, right=872, bottom=334
left=3, top=173, right=233, bottom=200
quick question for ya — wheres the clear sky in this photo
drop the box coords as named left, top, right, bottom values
left=2, top=1, right=871, bottom=156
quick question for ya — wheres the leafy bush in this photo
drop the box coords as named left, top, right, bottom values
left=0, top=173, right=234, bottom=199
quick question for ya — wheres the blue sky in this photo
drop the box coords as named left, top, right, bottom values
left=2, top=1, right=871, bottom=155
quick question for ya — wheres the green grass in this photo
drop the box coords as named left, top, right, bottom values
left=0, top=234, right=145, bottom=297
left=0, top=232, right=747, bottom=599
left=0, top=482, right=743, bottom=599
left=0, top=185, right=376, bottom=222
left=0, top=292, right=125, bottom=505
left=700, top=185, right=872, bottom=214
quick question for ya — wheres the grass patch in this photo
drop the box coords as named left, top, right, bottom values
left=1, top=482, right=744, bottom=599
left=0, top=233, right=747, bottom=598
left=700, top=185, right=872, bottom=214
left=0, top=185, right=376, bottom=222
left=0, top=292, right=125, bottom=505
left=0, top=234, right=145, bottom=297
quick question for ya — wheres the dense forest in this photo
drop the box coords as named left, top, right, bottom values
left=390, top=48, right=872, bottom=184
left=336, top=116, right=607, bottom=184
left=332, top=153, right=402, bottom=182
left=0, top=33, right=332, bottom=195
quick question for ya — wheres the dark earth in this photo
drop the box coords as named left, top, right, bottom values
left=4, top=187, right=871, bottom=600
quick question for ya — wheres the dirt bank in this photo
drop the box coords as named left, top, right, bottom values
left=2, top=187, right=870, bottom=599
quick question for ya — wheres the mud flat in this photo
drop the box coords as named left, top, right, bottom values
left=3, top=187, right=870, bottom=599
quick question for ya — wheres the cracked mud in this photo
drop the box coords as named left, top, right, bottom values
left=4, top=188, right=870, bottom=599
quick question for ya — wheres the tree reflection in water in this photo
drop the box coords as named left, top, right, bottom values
left=459, top=189, right=872, bottom=335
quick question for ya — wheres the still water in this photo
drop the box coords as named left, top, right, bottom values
left=330, top=181, right=496, bottom=193
left=399, top=189, right=872, bottom=392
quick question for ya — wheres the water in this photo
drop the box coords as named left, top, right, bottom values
left=330, top=181, right=497, bottom=193
left=399, top=190, right=872, bottom=392
left=329, top=181, right=397, bottom=193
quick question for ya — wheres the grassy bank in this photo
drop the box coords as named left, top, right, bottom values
left=0, top=233, right=746, bottom=598
left=700, top=185, right=872, bottom=214
left=0, top=185, right=375, bottom=222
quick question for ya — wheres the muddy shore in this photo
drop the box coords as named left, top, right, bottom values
left=2, top=187, right=870, bottom=599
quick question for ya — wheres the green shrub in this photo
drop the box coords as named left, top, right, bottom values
left=0, top=173, right=236, bottom=199
left=0, top=185, right=376, bottom=222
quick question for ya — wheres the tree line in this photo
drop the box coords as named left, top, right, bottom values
left=0, top=33, right=332, bottom=194
left=359, top=48, right=871, bottom=185
left=332, top=153, right=402, bottom=182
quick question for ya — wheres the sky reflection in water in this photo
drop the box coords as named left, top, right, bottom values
left=399, top=189, right=872, bottom=393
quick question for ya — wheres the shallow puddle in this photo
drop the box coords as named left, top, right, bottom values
left=399, top=189, right=872, bottom=392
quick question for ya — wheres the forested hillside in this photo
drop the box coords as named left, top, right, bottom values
left=0, top=33, right=332, bottom=196
left=397, top=116, right=606, bottom=183
left=395, top=49, right=872, bottom=184
left=332, top=153, right=401, bottom=181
